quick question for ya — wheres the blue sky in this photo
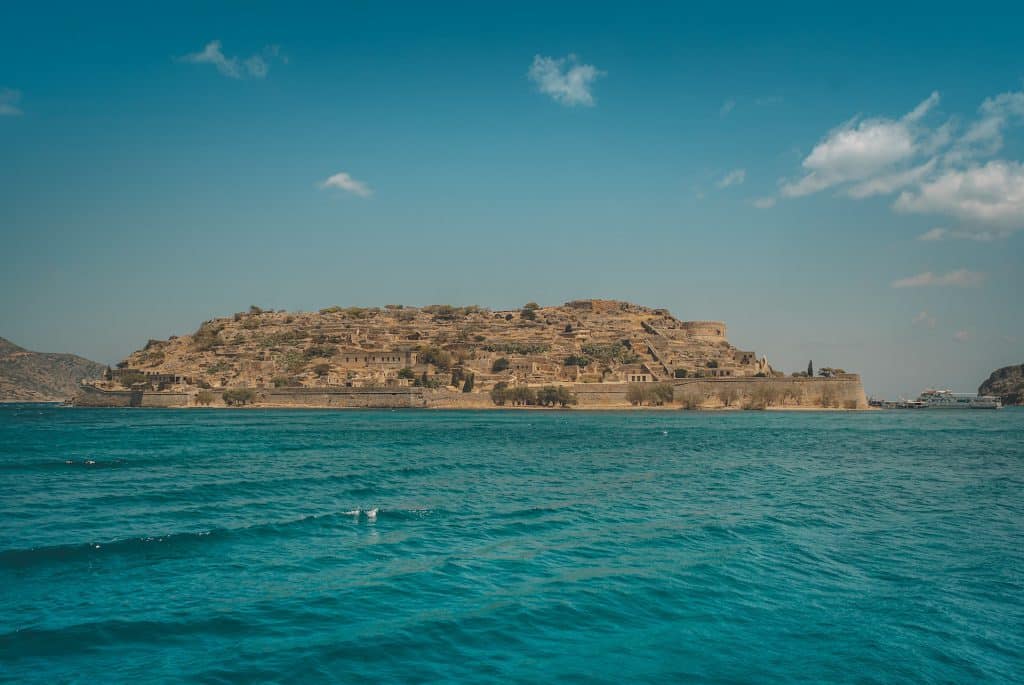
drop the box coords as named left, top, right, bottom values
left=1, top=2, right=1022, bottom=397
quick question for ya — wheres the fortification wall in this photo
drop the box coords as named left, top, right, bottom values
left=140, top=391, right=191, bottom=407
left=671, top=375, right=868, bottom=409
left=73, top=376, right=868, bottom=410
left=73, top=385, right=189, bottom=407
left=421, top=389, right=495, bottom=409
left=679, top=321, right=727, bottom=339
left=262, top=387, right=427, bottom=408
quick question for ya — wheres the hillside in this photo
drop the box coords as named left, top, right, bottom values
left=103, top=300, right=774, bottom=392
left=979, top=364, right=1024, bottom=406
left=0, top=337, right=107, bottom=402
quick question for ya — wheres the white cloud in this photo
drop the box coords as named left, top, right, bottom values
left=953, top=330, right=971, bottom=342
left=0, top=88, right=22, bottom=116
left=717, top=168, right=746, bottom=188
left=847, top=159, right=937, bottom=199
left=319, top=172, right=372, bottom=197
left=753, top=197, right=776, bottom=209
left=179, top=41, right=282, bottom=79
left=894, top=160, right=1024, bottom=236
left=720, top=99, right=736, bottom=117
left=917, top=228, right=948, bottom=241
left=912, top=311, right=937, bottom=328
left=781, top=91, right=940, bottom=198
left=780, top=86, right=1024, bottom=240
left=959, top=90, right=1024, bottom=157
left=891, top=268, right=985, bottom=288
left=528, top=54, right=604, bottom=107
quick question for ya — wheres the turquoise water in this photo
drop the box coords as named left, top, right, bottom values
left=1, top=406, right=1022, bottom=683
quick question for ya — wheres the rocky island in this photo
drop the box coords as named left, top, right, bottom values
left=74, top=300, right=867, bottom=409
left=978, top=364, right=1024, bottom=406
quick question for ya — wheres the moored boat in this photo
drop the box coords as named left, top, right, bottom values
left=917, top=388, right=1002, bottom=409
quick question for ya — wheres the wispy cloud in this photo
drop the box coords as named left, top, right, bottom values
left=780, top=86, right=1024, bottom=239
left=717, top=168, right=746, bottom=188
left=178, top=41, right=283, bottom=79
left=528, top=54, right=604, bottom=107
left=953, top=330, right=971, bottom=342
left=781, top=91, right=942, bottom=198
left=912, top=311, right=937, bottom=328
left=917, top=227, right=1001, bottom=242
left=319, top=172, right=372, bottom=197
left=753, top=197, right=776, bottom=209
left=720, top=95, right=782, bottom=117
left=0, top=88, right=22, bottom=116
left=891, top=268, right=985, bottom=288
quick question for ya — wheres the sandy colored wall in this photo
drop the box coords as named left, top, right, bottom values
left=261, top=387, right=427, bottom=408
left=569, top=376, right=867, bottom=409
left=670, top=375, right=868, bottom=409
left=73, top=385, right=189, bottom=407
left=74, top=375, right=868, bottom=409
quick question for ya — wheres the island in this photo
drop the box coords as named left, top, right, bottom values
left=73, top=300, right=868, bottom=410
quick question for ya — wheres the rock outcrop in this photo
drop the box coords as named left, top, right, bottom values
left=979, top=364, right=1024, bottom=406
left=0, top=337, right=106, bottom=402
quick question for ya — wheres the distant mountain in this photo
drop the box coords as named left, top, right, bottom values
left=0, top=337, right=107, bottom=402
left=979, top=364, right=1024, bottom=406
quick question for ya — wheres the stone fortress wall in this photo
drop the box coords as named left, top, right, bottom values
left=74, top=376, right=867, bottom=410
left=677, top=321, right=727, bottom=340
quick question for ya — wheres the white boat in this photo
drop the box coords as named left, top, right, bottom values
left=917, top=388, right=1002, bottom=409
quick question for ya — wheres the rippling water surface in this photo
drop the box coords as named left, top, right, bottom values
left=1, top=406, right=1022, bottom=683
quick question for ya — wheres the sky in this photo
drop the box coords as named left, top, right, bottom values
left=1, top=1, right=1022, bottom=398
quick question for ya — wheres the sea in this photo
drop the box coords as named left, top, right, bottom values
left=1, top=405, right=1022, bottom=683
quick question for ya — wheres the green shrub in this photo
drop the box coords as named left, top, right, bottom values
left=491, top=357, right=510, bottom=373
left=118, top=371, right=149, bottom=388
left=222, top=388, right=257, bottom=406
left=397, top=367, right=416, bottom=380
left=304, top=344, right=337, bottom=359
left=537, top=385, right=576, bottom=407
left=490, top=381, right=509, bottom=405
left=195, top=390, right=215, bottom=406
left=419, top=346, right=452, bottom=371
left=674, top=368, right=688, bottom=378
left=192, top=323, right=222, bottom=351
left=564, top=354, right=591, bottom=367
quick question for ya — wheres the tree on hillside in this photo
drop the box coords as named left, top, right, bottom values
left=651, top=383, right=674, bottom=406
left=222, top=388, right=257, bottom=406
left=419, top=346, right=452, bottom=371
left=462, top=374, right=475, bottom=393
left=627, top=384, right=648, bottom=406
left=807, top=360, right=814, bottom=377
left=490, top=381, right=509, bottom=406
left=491, top=357, right=510, bottom=373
